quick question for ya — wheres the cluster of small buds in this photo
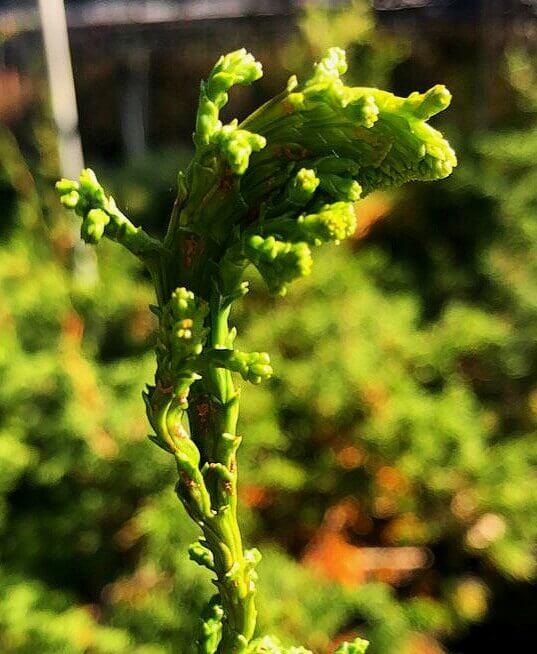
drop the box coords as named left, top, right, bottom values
left=261, top=168, right=320, bottom=221
left=194, top=48, right=266, bottom=175
left=56, top=167, right=162, bottom=261
left=286, top=168, right=320, bottom=205
left=285, top=47, right=379, bottom=128
left=296, top=201, right=357, bottom=245
left=195, top=50, right=262, bottom=144
left=56, top=169, right=110, bottom=243
left=201, top=348, right=273, bottom=385
left=196, top=49, right=263, bottom=140
left=228, top=351, right=273, bottom=385
left=212, top=121, right=267, bottom=175
left=56, top=168, right=104, bottom=212
left=157, top=287, right=210, bottom=374
left=245, top=235, right=313, bottom=296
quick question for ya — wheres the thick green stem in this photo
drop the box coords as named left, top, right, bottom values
left=198, top=302, right=257, bottom=654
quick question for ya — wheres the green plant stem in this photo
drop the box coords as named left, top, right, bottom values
left=207, top=305, right=255, bottom=654
left=159, top=192, right=258, bottom=652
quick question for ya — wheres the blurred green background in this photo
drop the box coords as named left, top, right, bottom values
left=1, top=1, right=537, bottom=652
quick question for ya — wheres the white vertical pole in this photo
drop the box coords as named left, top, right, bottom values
left=39, top=0, right=97, bottom=285
left=38, top=0, right=84, bottom=177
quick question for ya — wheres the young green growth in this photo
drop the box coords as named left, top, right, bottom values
left=56, top=47, right=456, bottom=654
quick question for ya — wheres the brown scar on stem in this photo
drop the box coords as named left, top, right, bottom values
left=290, top=146, right=307, bottom=159
left=197, top=402, right=209, bottom=416
left=179, top=471, right=196, bottom=489
left=177, top=391, right=189, bottom=406
left=196, top=401, right=210, bottom=421
left=184, top=235, right=196, bottom=268
left=281, top=100, right=296, bottom=115
left=219, top=170, right=234, bottom=191
left=184, top=234, right=204, bottom=268
left=156, top=381, right=174, bottom=395
left=274, top=144, right=309, bottom=161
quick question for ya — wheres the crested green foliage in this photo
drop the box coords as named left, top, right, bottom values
left=54, top=48, right=455, bottom=654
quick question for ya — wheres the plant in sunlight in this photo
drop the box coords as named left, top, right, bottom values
left=56, top=47, right=455, bottom=653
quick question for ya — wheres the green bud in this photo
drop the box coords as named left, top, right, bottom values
left=298, top=48, right=379, bottom=128
left=245, top=235, right=313, bottom=295
left=238, top=351, right=273, bottom=384
left=196, top=93, right=222, bottom=144
left=287, top=168, right=319, bottom=204
left=211, top=49, right=263, bottom=89
left=405, top=84, right=452, bottom=120
left=213, top=123, right=266, bottom=175
left=55, top=178, right=79, bottom=194
left=81, top=208, right=110, bottom=244
left=198, top=597, right=224, bottom=654
left=264, top=168, right=320, bottom=220
left=334, top=638, right=369, bottom=654
left=158, top=287, right=210, bottom=372
left=347, top=94, right=379, bottom=127
left=189, top=540, right=215, bottom=570
left=55, top=168, right=129, bottom=242
left=59, top=190, right=80, bottom=209
left=79, top=168, right=106, bottom=206
left=195, top=48, right=263, bottom=147
left=297, top=202, right=357, bottom=244
left=206, top=349, right=273, bottom=384
left=308, top=46, right=348, bottom=85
